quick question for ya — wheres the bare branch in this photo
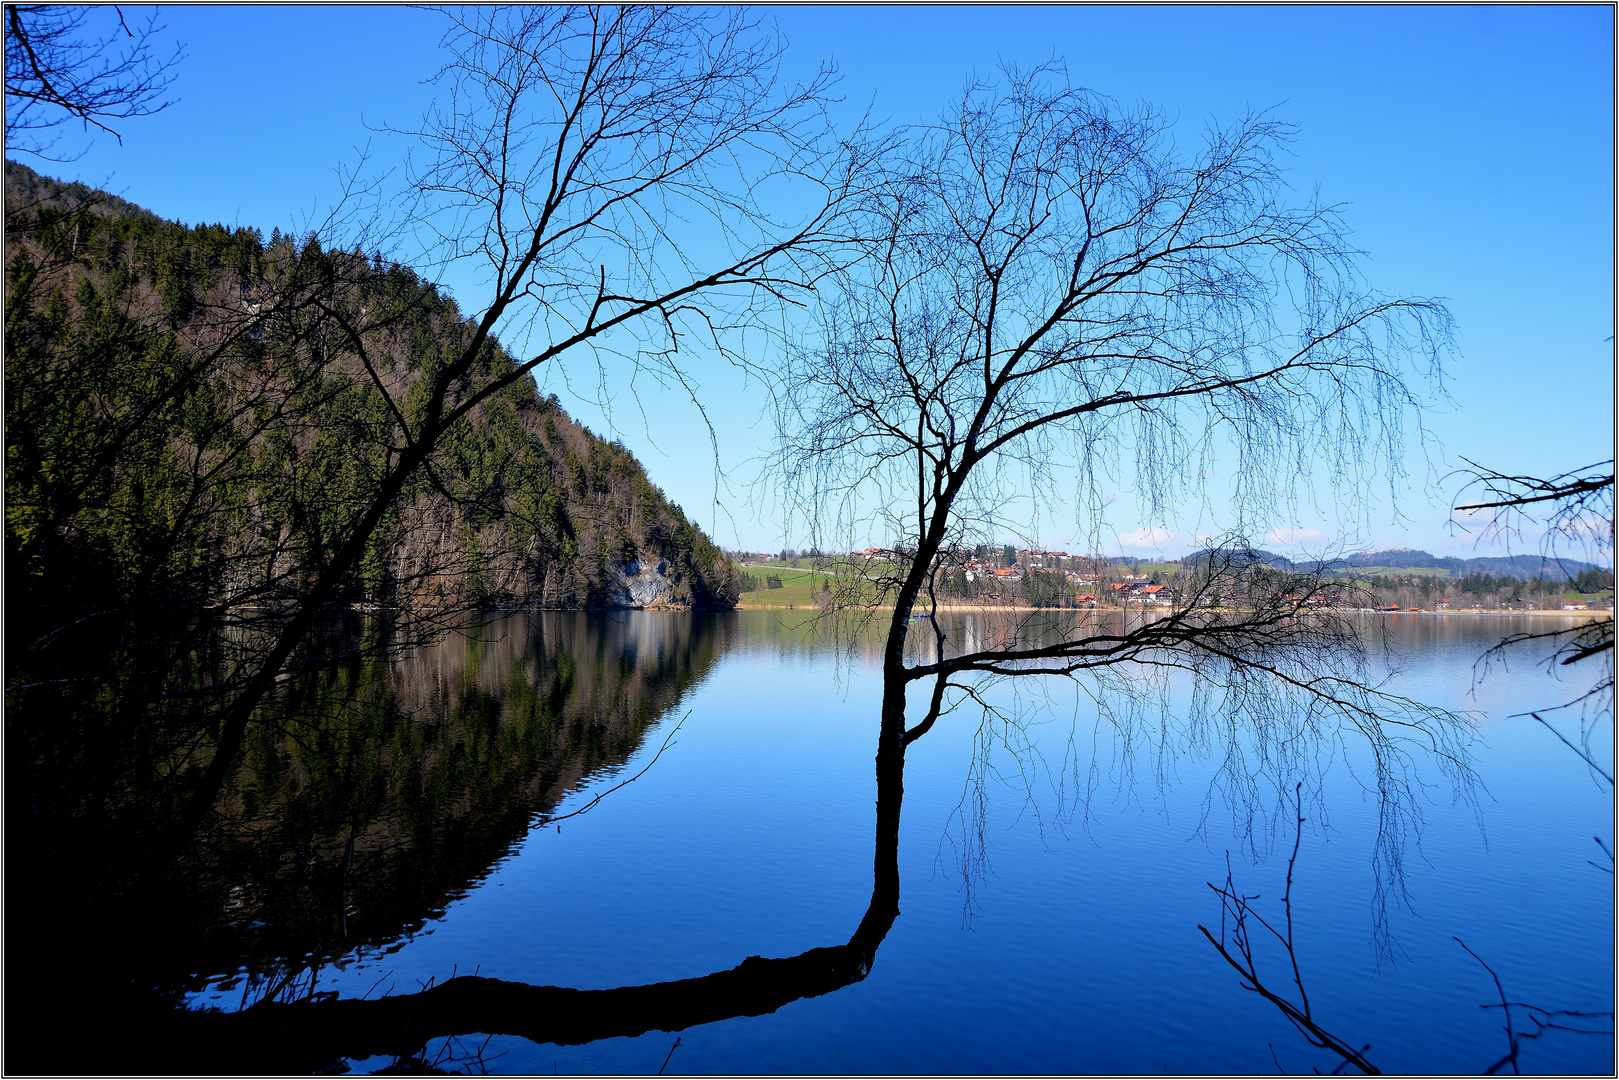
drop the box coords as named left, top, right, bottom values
left=5, top=5, right=185, bottom=159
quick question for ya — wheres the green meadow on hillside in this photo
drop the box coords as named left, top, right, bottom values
left=733, top=563, right=832, bottom=608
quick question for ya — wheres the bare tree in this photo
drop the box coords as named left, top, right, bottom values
left=2, top=193, right=457, bottom=929
left=1197, top=459, right=1613, bottom=1074
left=4, top=4, right=184, bottom=159
left=769, top=65, right=1469, bottom=919
left=5, top=33, right=1493, bottom=1074
left=1453, top=459, right=1614, bottom=561
left=162, top=6, right=884, bottom=847
left=1453, top=459, right=1614, bottom=771
left=1201, top=787, right=1381, bottom=1075
left=1446, top=456, right=1616, bottom=894
left=21, top=655, right=931, bottom=1073
left=5, top=13, right=899, bottom=1061
left=1202, top=788, right=1614, bottom=1076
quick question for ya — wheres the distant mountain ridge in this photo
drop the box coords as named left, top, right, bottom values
left=1297, top=549, right=1600, bottom=581
left=1177, top=545, right=1602, bottom=581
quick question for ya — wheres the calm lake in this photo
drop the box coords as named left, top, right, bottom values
left=173, top=610, right=1611, bottom=1074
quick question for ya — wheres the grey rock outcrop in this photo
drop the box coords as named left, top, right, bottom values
left=606, top=558, right=676, bottom=608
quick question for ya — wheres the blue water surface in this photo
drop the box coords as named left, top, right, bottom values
left=187, top=612, right=1613, bottom=1074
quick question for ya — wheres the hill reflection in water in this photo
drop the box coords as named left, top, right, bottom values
left=195, top=611, right=739, bottom=980
left=11, top=612, right=1611, bottom=1074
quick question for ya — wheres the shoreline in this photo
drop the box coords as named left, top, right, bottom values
left=731, top=602, right=1611, bottom=619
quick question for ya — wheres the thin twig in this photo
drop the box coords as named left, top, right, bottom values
left=1455, top=937, right=1517, bottom=1075
left=539, top=711, right=689, bottom=827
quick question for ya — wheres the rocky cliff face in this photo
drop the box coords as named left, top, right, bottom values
left=609, top=558, right=678, bottom=608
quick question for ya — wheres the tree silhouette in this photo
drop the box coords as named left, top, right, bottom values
left=769, top=65, right=1470, bottom=921
left=4, top=5, right=184, bottom=160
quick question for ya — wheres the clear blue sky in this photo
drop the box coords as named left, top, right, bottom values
left=30, top=5, right=1613, bottom=559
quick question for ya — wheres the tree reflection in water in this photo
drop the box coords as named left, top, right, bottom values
left=10, top=608, right=1486, bottom=1074
left=165, top=611, right=915, bottom=1073
left=10, top=611, right=751, bottom=1072
left=1201, top=786, right=1613, bottom=1076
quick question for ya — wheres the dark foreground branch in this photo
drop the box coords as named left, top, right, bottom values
left=170, top=934, right=887, bottom=1072
left=145, top=669, right=932, bottom=1073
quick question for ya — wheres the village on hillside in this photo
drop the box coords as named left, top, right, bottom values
left=724, top=546, right=1615, bottom=614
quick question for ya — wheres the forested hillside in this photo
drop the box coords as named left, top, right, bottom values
left=4, top=160, right=739, bottom=623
